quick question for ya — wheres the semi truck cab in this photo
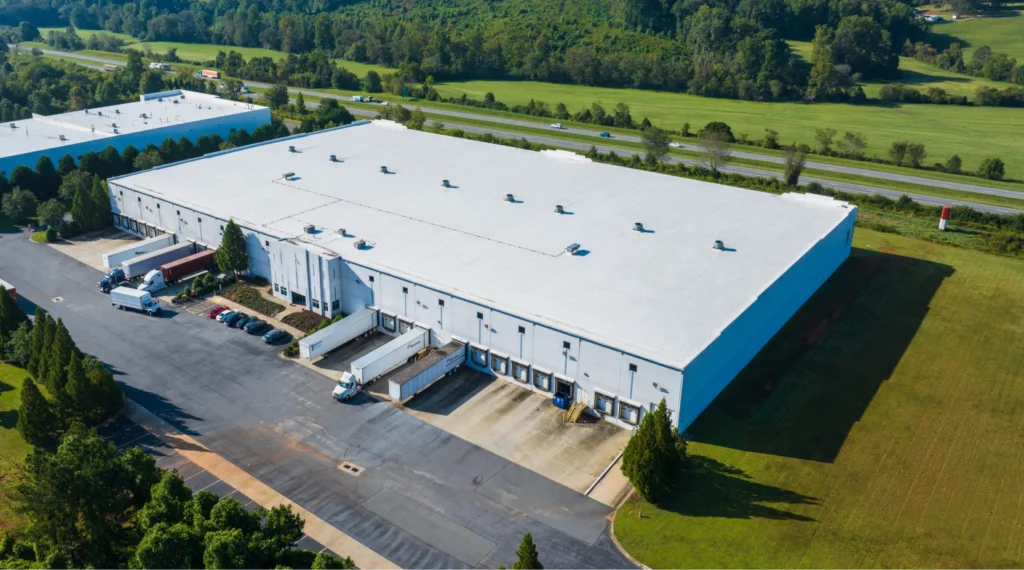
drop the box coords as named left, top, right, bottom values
left=332, top=372, right=359, bottom=401
left=137, top=270, right=167, bottom=293
left=98, top=268, right=126, bottom=293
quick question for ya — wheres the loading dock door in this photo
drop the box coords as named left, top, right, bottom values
left=555, top=377, right=575, bottom=400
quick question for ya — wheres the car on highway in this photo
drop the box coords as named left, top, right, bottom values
left=207, top=306, right=229, bottom=319
left=233, top=314, right=252, bottom=329
left=669, top=142, right=682, bottom=148
left=223, top=312, right=247, bottom=326
left=550, top=123, right=563, bottom=129
left=263, top=328, right=291, bottom=344
left=599, top=132, right=611, bottom=138
left=244, top=319, right=269, bottom=334
left=215, top=309, right=236, bottom=322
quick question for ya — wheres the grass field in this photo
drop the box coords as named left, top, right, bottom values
left=0, top=365, right=34, bottom=533
left=432, top=80, right=1024, bottom=179
left=614, top=227, right=1024, bottom=568
left=37, top=26, right=137, bottom=44
left=926, top=9, right=1024, bottom=61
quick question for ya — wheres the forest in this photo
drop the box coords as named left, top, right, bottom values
left=0, top=0, right=947, bottom=100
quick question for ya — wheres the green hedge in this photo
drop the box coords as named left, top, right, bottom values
left=221, top=284, right=284, bottom=317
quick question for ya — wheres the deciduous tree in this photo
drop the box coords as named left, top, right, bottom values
left=697, top=132, right=732, bottom=171
left=784, top=147, right=807, bottom=185
left=640, top=126, right=670, bottom=164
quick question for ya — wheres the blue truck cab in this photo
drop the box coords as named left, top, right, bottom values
left=98, top=267, right=126, bottom=293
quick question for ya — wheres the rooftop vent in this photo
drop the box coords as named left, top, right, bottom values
left=380, top=165, right=389, bottom=174
left=505, top=193, right=515, bottom=203
left=288, top=145, right=296, bottom=153
left=554, top=205, right=564, bottom=214
left=633, top=222, right=644, bottom=232
left=566, top=243, right=581, bottom=255
left=173, top=100, right=179, bottom=104
left=282, top=172, right=295, bottom=180
left=115, top=109, right=120, bottom=114
left=329, top=154, right=338, bottom=162
left=140, top=113, right=147, bottom=119
left=59, top=134, right=67, bottom=141
left=337, top=228, right=346, bottom=236
left=441, top=179, right=450, bottom=188
left=85, top=109, right=90, bottom=114
left=8, top=123, right=15, bottom=129
left=111, top=123, right=118, bottom=128
left=713, top=240, right=725, bottom=250
left=113, top=129, right=119, bottom=134
left=98, top=111, right=103, bottom=116
left=353, top=239, right=366, bottom=250
left=304, top=224, right=316, bottom=234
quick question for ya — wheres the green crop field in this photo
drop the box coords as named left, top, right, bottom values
left=926, top=9, right=1024, bottom=61
left=0, top=365, right=34, bottom=533
left=432, top=79, right=1024, bottom=179
left=37, top=26, right=137, bottom=44
left=614, top=227, right=1024, bottom=568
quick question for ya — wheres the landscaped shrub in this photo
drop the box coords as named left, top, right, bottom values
left=283, top=341, right=299, bottom=357
left=281, top=310, right=328, bottom=333
left=44, top=226, right=58, bottom=242
left=222, top=284, right=284, bottom=317
left=59, top=220, right=82, bottom=239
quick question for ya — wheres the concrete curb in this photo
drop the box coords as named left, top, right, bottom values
left=608, top=489, right=651, bottom=570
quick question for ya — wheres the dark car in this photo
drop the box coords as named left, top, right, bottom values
left=244, top=319, right=268, bottom=334
left=263, top=328, right=290, bottom=344
left=599, top=131, right=611, bottom=138
left=233, top=314, right=252, bottom=329
left=552, top=392, right=572, bottom=410
left=222, top=312, right=246, bottom=326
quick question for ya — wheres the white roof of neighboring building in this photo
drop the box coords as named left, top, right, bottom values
left=0, top=90, right=264, bottom=159
left=113, top=120, right=855, bottom=370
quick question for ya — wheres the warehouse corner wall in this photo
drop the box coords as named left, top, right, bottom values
left=677, top=206, right=858, bottom=431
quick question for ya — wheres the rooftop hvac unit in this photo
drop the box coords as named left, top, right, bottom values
left=98, top=111, right=103, bottom=116
left=304, top=224, right=316, bottom=234
left=288, top=145, right=296, bottom=153
left=9, top=123, right=15, bottom=129
left=353, top=239, right=366, bottom=250
left=554, top=205, right=564, bottom=214
left=441, top=179, right=451, bottom=188
left=566, top=243, right=581, bottom=255
left=329, top=154, right=338, bottom=162
left=505, top=193, right=515, bottom=202
left=337, top=228, right=346, bottom=236
left=173, top=100, right=179, bottom=104
left=634, top=222, right=644, bottom=232
left=713, top=240, right=725, bottom=250
left=380, top=165, right=389, bottom=173
left=115, top=109, right=120, bottom=114
left=282, top=172, right=295, bottom=180
left=59, top=134, right=67, bottom=141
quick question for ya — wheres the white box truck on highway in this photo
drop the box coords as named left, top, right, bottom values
left=299, top=307, right=378, bottom=360
left=333, top=327, right=429, bottom=400
left=121, top=242, right=194, bottom=280
left=110, top=287, right=161, bottom=316
left=102, top=234, right=175, bottom=269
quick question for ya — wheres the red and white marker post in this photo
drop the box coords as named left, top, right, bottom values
left=939, top=205, right=950, bottom=231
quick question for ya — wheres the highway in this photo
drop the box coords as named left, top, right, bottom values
left=16, top=45, right=1024, bottom=214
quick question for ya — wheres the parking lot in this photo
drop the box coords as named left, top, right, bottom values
left=99, top=416, right=339, bottom=557
left=2, top=230, right=633, bottom=569
left=45, top=228, right=137, bottom=272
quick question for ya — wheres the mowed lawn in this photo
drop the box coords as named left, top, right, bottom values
left=615, top=227, right=1024, bottom=568
left=432, top=81, right=1024, bottom=179
left=0, top=365, right=34, bottom=532
left=926, top=9, right=1024, bottom=61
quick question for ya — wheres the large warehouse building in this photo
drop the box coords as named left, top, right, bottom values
left=0, top=89, right=269, bottom=176
left=108, top=120, right=857, bottom=431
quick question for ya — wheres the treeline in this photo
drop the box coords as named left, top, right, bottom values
left=905, top=40, right=1024, bottom=84
left=2, top=424, right=354, bottom=568
left=17, top=0, right=931, bottom=101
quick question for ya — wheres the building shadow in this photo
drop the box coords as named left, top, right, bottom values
left=403, top=367, right=495, bottom=417
left=119, top=383, right=203, bottom=437
left=689, top=247, right=954, bottom=463
left=654, top=455, right=819, bottom=521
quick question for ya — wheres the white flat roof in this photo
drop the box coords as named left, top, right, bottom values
left=0, top=90, right=264, bottom=159
left=114, top=120, right=855, bottom=369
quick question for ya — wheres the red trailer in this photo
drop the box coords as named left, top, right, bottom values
left=160, top=249, right=216, bottom=283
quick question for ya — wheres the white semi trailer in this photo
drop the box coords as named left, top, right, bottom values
left=333, top=327, right=429, bottom=401
left=299, top=307, right=378, bottom=360
left=121, top=242, right=194, bottom=280
left=388, top=341, right=466, bottom=403
left=102, top=234, right=175, bottom=269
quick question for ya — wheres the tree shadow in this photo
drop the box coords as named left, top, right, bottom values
left=119, top=383, right=203, bottom=437
left=0, top=379, right=13, bottom=396
left=689, top=248, right=954, bottom=463
left=656, top=456, right=818, bottom=521
left=0, top=409, right=17, bottom=429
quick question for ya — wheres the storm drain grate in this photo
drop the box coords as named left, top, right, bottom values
left=337, top=461, right=363, bottom=476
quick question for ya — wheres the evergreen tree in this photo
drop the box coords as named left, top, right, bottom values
left=0, top=284, right=28, bottom=339
left=511, top=531, right=542, bottom=570
left=89, top=176, right=111, bottom=229
left=296, top=92, right=306, bottom=115
left=34, top=155, right=61, bottom=201
left=35, top=312, right=56, bottom=382
left=86, top=358, right=123, bottom=419
left=4, top=321, right=33, bottom=367
left=44, top=319, right=75, bottom=409
left=27, top=308, right=48, bottom=376
left=64, top=352, right=92, bottom=421
left=17, top=378, right=57, bottom=447
left=621, top=398, right=686, bottom=503
left=57, top=153, right=77, bottom=176
left=215, top=219, right=249, bottom=275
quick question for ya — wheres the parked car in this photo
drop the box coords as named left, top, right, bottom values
left=263, top=329, right=291, bottom=344
left=223, top=312, right=247, bottom=326
left=207, top=306, right=229, bottom=319
left=550, top=123, right=563, bottom=129
left=669, top=142, right=682, bottom=148
left=215, top=309, right=236, bottom=322
left=599, top=132, right=611, bottom=138
left=233, top=314, right=252, bottom=329
left=244, top=319, right=268, bottom=334
left=552, top=392, right=571, bottom=410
